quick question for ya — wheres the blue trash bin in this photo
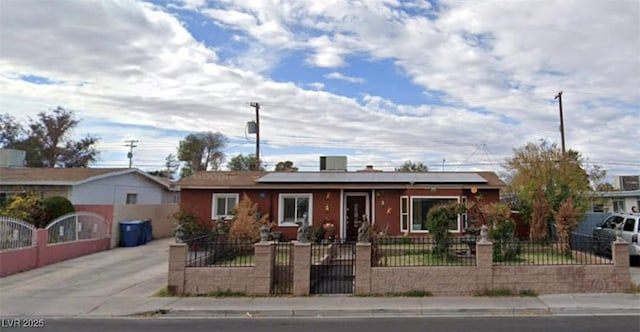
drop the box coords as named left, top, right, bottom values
left=119, top=221, right=144, bottom=247
left=143, top=220, right=153, bottom=243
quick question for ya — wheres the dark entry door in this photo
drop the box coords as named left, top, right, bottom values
left=345, top=195, right=366, bottom=242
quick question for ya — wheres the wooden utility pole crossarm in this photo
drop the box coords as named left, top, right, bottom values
left=124, top=139, right=138, bottom=168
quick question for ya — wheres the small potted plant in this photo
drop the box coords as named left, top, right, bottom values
left=312, top=225, right=325, bottom=243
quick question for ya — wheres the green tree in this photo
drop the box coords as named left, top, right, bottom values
left=587, top=164, right=612, bottom=212
left=148, top=154, right=180, bottom=178
left=275, top=160, right=298, bottom=172
left=227, top=153, right=264, bottom=171
left=177, top=131, right=227, bottom=177
left=0, top=107, right=99, bottom=167
left=396, top=160, right=428, bottom=172
left=0, top=114, right=22, bottom=147
left=504, top=140, right=590, bottom=241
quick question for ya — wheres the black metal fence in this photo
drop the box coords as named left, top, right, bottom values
left=493, top=232, right=612, bottom=266
left=271, top=242, right=293, bottom=295
left=372, top=236, right=477, bottom=267
left=310, top=243, right=355, bottom=294
left=186, top=235, right=255, bottom=267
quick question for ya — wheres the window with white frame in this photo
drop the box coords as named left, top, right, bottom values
left=400, top=196, right=409, bottom=232
left=279, top=193, right=312, bottom=226
left=612, top=199, right=625, bottom=213
left=410, top=196, right=460, bottom=232
left=212, top=193, right=239, bottom=220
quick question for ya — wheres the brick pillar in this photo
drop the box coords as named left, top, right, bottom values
left=253, top=242, right=274, bottom=295
left=475, top=241, right=493, bottom=291
left=612, top=240, right=631, bottom=290
left=355, top=243, right=372, bottom=294
left=292, top=242, right=311, bottom=296
left=35, top=229, right=47, bottom=267
left=168, top=242, right=187, bottom=295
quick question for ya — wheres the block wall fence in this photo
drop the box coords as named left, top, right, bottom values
left=168, top=241, right=631, bottom=296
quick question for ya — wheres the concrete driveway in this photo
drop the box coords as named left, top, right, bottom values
left=0, top=238, right=175, bottom=317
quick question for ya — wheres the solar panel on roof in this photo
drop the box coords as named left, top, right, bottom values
left=257, top=172, right=487, bottom=183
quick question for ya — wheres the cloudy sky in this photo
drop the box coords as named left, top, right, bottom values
left=1, top=0, right=638, bottom=177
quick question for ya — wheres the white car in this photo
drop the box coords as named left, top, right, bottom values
left=616, top=213, right=640, bottom=262
left=593, top=212, right=640, bottom=261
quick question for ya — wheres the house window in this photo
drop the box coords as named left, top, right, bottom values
left=612, top=199, right=625, bottom=213
left=410, top=197, right=460, bottom=232
left=279, top=193, right=312, bottom=226
left=126, top=193, right=138, bottom=205
left=400, top=196, right=409, bottom=232
left=592, top=202, right=604, bottom=212
left=212, top=193, right=239, bottom=220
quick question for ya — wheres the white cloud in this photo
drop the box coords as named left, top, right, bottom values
left=308, top=82, right=325, bottom=90
left=0, top=0, right=638, bottom=176
left=325, top=72, right=365, bottom=84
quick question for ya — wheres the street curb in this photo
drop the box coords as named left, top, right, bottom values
left=157, top=308, right=554, bottom=318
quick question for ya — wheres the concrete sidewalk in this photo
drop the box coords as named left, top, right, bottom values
left=147, top=294, right=640, bottom=318
left=2, top=293, right=638, bottom=318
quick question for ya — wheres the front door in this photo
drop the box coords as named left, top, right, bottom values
left=345, top=195, right=367, bottom=242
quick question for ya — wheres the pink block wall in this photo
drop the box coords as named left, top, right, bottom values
left=0, top=229, right=110, bottom=277
left=0, top=247, right=38, bottom=277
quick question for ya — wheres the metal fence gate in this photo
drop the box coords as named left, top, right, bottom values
left=271, top=242, right=293, bottom=294
left=310, top=242, right=356, bottom=294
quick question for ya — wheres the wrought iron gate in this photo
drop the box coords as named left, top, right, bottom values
left=310, top=242, right=356, bottom=294
left=271, top=242, right=293, bottom=294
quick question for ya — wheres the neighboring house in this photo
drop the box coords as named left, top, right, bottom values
left=0, top=167, right=180, bottom=247
left=590, top=175, right=640, bottom=213
left=590, top=190, right=640, bottom=214
left=177, top=169, right=505, bottom=241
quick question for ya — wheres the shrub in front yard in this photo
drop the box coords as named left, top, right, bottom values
left=427, top=202, right=466, bottom=258
left=173, top=206, right=211, bottom=240
left=228, top=194, right=271, bottom=243
left=553, top=197, right=580, bottom=254
left=484, top=202, right=520, bottom=262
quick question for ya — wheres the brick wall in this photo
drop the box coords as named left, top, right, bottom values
left=168, top=240, right=631, bottom=296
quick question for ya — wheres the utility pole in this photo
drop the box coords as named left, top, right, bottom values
left=124, top=140, right=138, bottom=168
left=250, top=102, right=260, bottom=171
left=554, top=91, right=566, bottom=155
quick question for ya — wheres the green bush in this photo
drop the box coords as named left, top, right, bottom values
left=485, top=203, right=520, bottom=262
left=40, top=196, right=75, bottom=225
left=426, top=203, right=466, bottom=258
left=173, top=208, right=211, bottom=240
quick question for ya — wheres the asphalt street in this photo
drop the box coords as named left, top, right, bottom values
left=4, top=316, right=639, bottom=332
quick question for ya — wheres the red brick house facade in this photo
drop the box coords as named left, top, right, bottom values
left=177, top=171, right=505, bottom=241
